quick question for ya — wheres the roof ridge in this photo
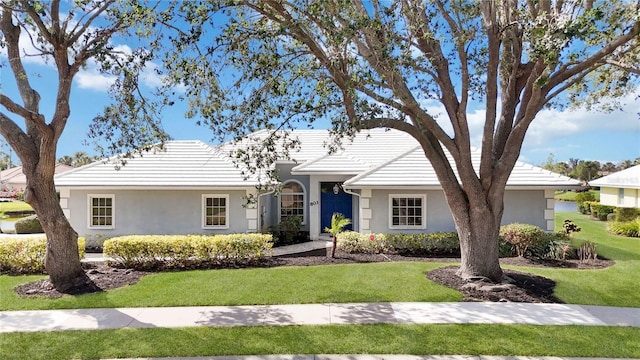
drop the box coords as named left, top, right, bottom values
left=344, top=145, right=422, bottom=186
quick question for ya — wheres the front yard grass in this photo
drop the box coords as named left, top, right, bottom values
left=517, top=212, right=640, bottom=307
left=0, top=261, right=462, bottom=311
left=2, top=324, right=639, bottom=360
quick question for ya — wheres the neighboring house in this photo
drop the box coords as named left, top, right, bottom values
left=589, top=165, right=640, bottom=208
left=55, top=129, right=580, bottom=242
left=1, top=164, right=74, bottom=192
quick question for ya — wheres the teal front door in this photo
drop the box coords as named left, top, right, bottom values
left=320, top=182, right=353, bottom=232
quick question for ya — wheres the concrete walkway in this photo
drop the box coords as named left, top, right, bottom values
left=1, top=302, right=639, bottom=333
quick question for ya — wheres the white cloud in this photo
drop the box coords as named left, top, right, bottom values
left=76, top=67, right=117, bottom=91
left=415, top=90, right=639, bottom=150
left=525, top=92, right=639, bottom=145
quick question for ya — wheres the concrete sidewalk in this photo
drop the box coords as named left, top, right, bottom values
left=1, top=302, right=639, bottom=333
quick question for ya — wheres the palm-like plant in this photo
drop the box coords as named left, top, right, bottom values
left=324, top=212, right=351, bottom=258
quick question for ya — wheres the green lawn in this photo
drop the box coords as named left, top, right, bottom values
left=2, top=324, right=639, bottom=360
left=0, top=261, right=462, bottom=311
left=2, top=212, right=639, bottom=309
left=554, top=190, right=600, bottom=201
left=517, top=212, right=640, bottom=307
left=0, top=201, right=33, bottom=213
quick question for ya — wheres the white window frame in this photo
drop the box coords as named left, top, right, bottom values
left=202, top=194, right=230, bottom=230
left=87, top=194, right=115, bottom=230
left=279, top=180, right=306, bottom=225
left=388, top=194, right=427, bottom=230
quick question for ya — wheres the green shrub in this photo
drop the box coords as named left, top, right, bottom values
left=103, top=234, right=273, bottom=269
left=498, top=239, right=516, bottom=257
left=336, top=231, right=459, bottom=256
left=615, top=207, right=639, bottom=222
left=575, top=192, right=596, bottom=213
left=385, top=232, right=459, bottom=256
left=0, top=237, right=86, bottom=274
left=14, top=215, right=43, bottom=234
left=499, top=223, right=546, bottom=257
left=608, top=219, right=640, bottom=238
left=336, top=232, right=388, bottom=254
left=589, top=203, right=616, bottom=221
left=527, top=232, right=575, bottom=260
left=580, top=200, right=598, bottom=215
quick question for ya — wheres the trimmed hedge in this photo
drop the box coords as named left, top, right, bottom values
left=0, top=237, right=86, bottom=274
left=589, top=203, right=616, bottom=221
left=337, top=231, right=459, bottom=256
left=14, top=215, right=44, bottom=234
left=337, top=228, right=574, bottom=260
left=576, top=192, right=596, bottom=213
left=386, top=232, right=459, bottom=256
left=336, top=232, right=389, bottom=254
left=581, top=200, right=598, bottom=215
left=103, top=234, right=273, bottom=269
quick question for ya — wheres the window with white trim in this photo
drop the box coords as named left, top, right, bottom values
left=202, top=194, right=229, bottom=229
left=389, top=194, right=426, bottom=229
left=88, top=194, right=115, bottom=229
left=280, top=180, right=305, bottom=224
left=618, top=188, right=625, bottom=206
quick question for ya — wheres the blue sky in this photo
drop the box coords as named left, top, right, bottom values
left=1, top=21, right=639, bottom=167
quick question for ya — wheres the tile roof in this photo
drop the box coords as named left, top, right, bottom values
left=55, top=141, right=261, bottom=188
left=2, top=164, right=73, bottom=186
left=589, top=165, right=640, bottom=189
left=55, top=129, right=579, bottom=189
left=344, top=145, right=581, bottom=189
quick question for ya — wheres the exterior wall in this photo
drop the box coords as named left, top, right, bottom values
left=599, top=187, right=639, bottom=208
left=366, top=189, right=549, bottom=234
left=62, top=189, right=252, bottom=242
left=599, top=187, right=618, bottom=206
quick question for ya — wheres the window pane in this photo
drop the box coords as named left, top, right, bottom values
left=281, top=184, right=304, bottom=223
left=204, top=196, right=227, bottom=227
left=90, top=196, right=113, bottom=228
left=391, top=196, right=423, bottom=228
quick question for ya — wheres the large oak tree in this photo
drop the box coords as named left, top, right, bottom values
left=0, top=0, right=168, bottom=291
left=167, top=0, right=639, bottom=281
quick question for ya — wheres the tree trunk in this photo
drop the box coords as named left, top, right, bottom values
left=452, top=194, right=504, bottom=282
left=331, top=236, right=337, bottom=258
left=24, top=171, right=90, bottom=292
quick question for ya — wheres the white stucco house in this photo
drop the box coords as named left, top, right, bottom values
left=55, top=129, right=580, bottom=242
left=589, top=165, right=640, bottom=208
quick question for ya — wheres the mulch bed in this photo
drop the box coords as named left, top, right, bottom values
left=14, top=249, right=614, bottom=303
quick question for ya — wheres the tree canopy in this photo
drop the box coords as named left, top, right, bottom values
left=0, top=0, right=172, bottom=291
left=161, top=0, right=639, bottom=280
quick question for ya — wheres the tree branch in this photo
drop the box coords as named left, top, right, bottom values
left=544, top=22, right=640, bottom=93
left=605, top=59, right=640, bottom=75
left=0, top=94, right=33, bottom=119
